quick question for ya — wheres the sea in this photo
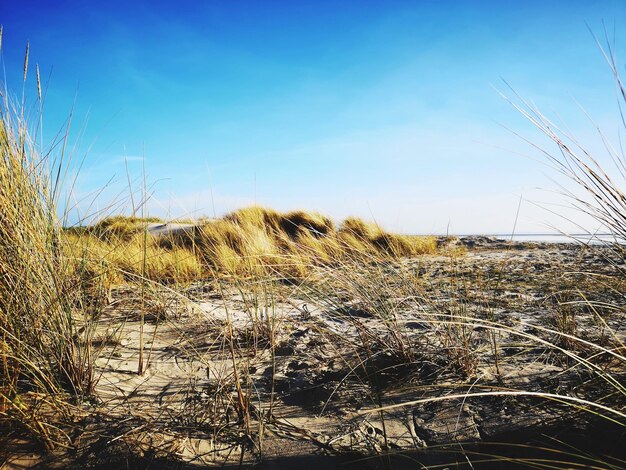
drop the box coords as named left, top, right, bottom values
left=465, top=233, right=619, bottom=244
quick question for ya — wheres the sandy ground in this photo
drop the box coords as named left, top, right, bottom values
left=4, top=239, right=625, bottom=469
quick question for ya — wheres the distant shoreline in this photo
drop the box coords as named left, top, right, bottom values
left=410, top=233, right=619, bottom=244
left=415, top=233, right=614, bottom=238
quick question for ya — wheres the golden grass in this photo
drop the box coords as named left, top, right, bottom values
left=0, top=84, right=102, bottom=448
left=84, top=206, right=437, bottom=282
left=339, top=217, right=437, bottom=255
left=64, top=231, right=202, bottom=284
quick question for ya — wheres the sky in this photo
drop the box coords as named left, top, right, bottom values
left=2, top=0, right=626, bottom=234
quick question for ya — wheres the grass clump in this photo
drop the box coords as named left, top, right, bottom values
left=65, top=231, right=202, bottom=284
left=153, top=206, right=437, bottom=279
left=340, top=216, right=437, bottom=257
left=68, top=205, right=436, bottom=284
left=0, top=85, right=101, bottom=448
left=64, top=206, right=436, bottom=286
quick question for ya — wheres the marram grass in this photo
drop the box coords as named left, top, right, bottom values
left=0, top=87, right=100, bottom=449
left=81, top=207, right=438, bottom=282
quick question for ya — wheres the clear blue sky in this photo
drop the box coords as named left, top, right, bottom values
left=2, top=1, right=626, bottom=233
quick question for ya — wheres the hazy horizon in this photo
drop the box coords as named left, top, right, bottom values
left=3, top=1, right=626, bottom=235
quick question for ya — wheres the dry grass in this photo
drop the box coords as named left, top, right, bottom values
left=0, top=58, right=101, bottom=449
left=64, top=231, right=202, bottom=284
left=83, top=207, right=437, bottom=282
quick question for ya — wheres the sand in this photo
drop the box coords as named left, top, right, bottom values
left=5, top=239, right=625, bottom=468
